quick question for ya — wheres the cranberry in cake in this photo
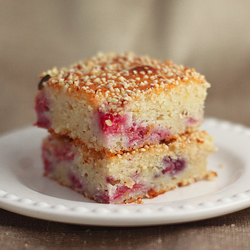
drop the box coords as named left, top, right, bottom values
left=35, top=52, right=210, bottom=153
left=42, top=131, right=216, bottom=204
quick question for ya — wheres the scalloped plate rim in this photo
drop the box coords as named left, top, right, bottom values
left=0, top=118, right=250, bottom=226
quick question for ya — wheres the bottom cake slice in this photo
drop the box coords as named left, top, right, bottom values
left=42, top=131, right=216, bottom=204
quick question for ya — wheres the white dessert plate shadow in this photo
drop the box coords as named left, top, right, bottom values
left=1, top=118, right=250, bottom=226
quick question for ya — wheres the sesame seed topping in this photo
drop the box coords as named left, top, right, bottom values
left=40, top=52, right=207, bottom=112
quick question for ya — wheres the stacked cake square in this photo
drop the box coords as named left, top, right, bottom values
left=35, top=52, right=216, bottom=204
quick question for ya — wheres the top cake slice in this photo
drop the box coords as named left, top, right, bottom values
left=35, top=52, right=210, bottom=153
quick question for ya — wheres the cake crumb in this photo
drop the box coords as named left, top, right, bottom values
left=136, top=198, right=143, bottom=204
left=205, top=171, right=217, bottom=181
left=220, top=162, right=226, bottom=168
left=125, top=180, right=135, bottom=188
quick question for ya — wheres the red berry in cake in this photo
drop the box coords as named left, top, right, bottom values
left=162, top=157, right=186, bottom=176
left=69, top=173, right=83, bottom=190
left=35, top=91, right=51, bottom=128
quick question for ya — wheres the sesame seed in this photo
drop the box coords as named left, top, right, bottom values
left=123, top=70, right=129, bottom=76
left=123, top=96, right=131, bottom=101
left=94, top=78, right=101, bottom=83
left=118, top=76, right=125, bottom=81
left=105, top=83, right=112, bottom=89
left=52, top=67, right=58, bottom=75
left=91, top=69, right=99, bottom=75
left=112, top=98, right=118, bottom=103
left=105, top=120, right=113, bottom=126
left=140, top=81, right=148, bottom=86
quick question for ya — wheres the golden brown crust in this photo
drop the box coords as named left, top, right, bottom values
left=40, top=52, right=209, bottom=111
left=147, top=188, right=170, bottom=198
left=46, top=129, right=214, bottom=159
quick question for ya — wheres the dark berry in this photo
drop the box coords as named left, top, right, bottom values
left=38, top=74, right=51, bottom=90
left=162, top=157, right=186, bottom=176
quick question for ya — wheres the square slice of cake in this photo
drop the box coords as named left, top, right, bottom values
left=35, top=52, right=210, bottom=153
left=42, top=130, right=216, bottom=204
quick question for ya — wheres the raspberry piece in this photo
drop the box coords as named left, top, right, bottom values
left=162, top=157, right=186, bottom=176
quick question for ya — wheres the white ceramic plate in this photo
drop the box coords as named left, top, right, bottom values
left=0, top=118, right=250, bottom=226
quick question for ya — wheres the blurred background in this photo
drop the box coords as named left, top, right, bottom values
left=1, top=0, right=250, bottom=134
